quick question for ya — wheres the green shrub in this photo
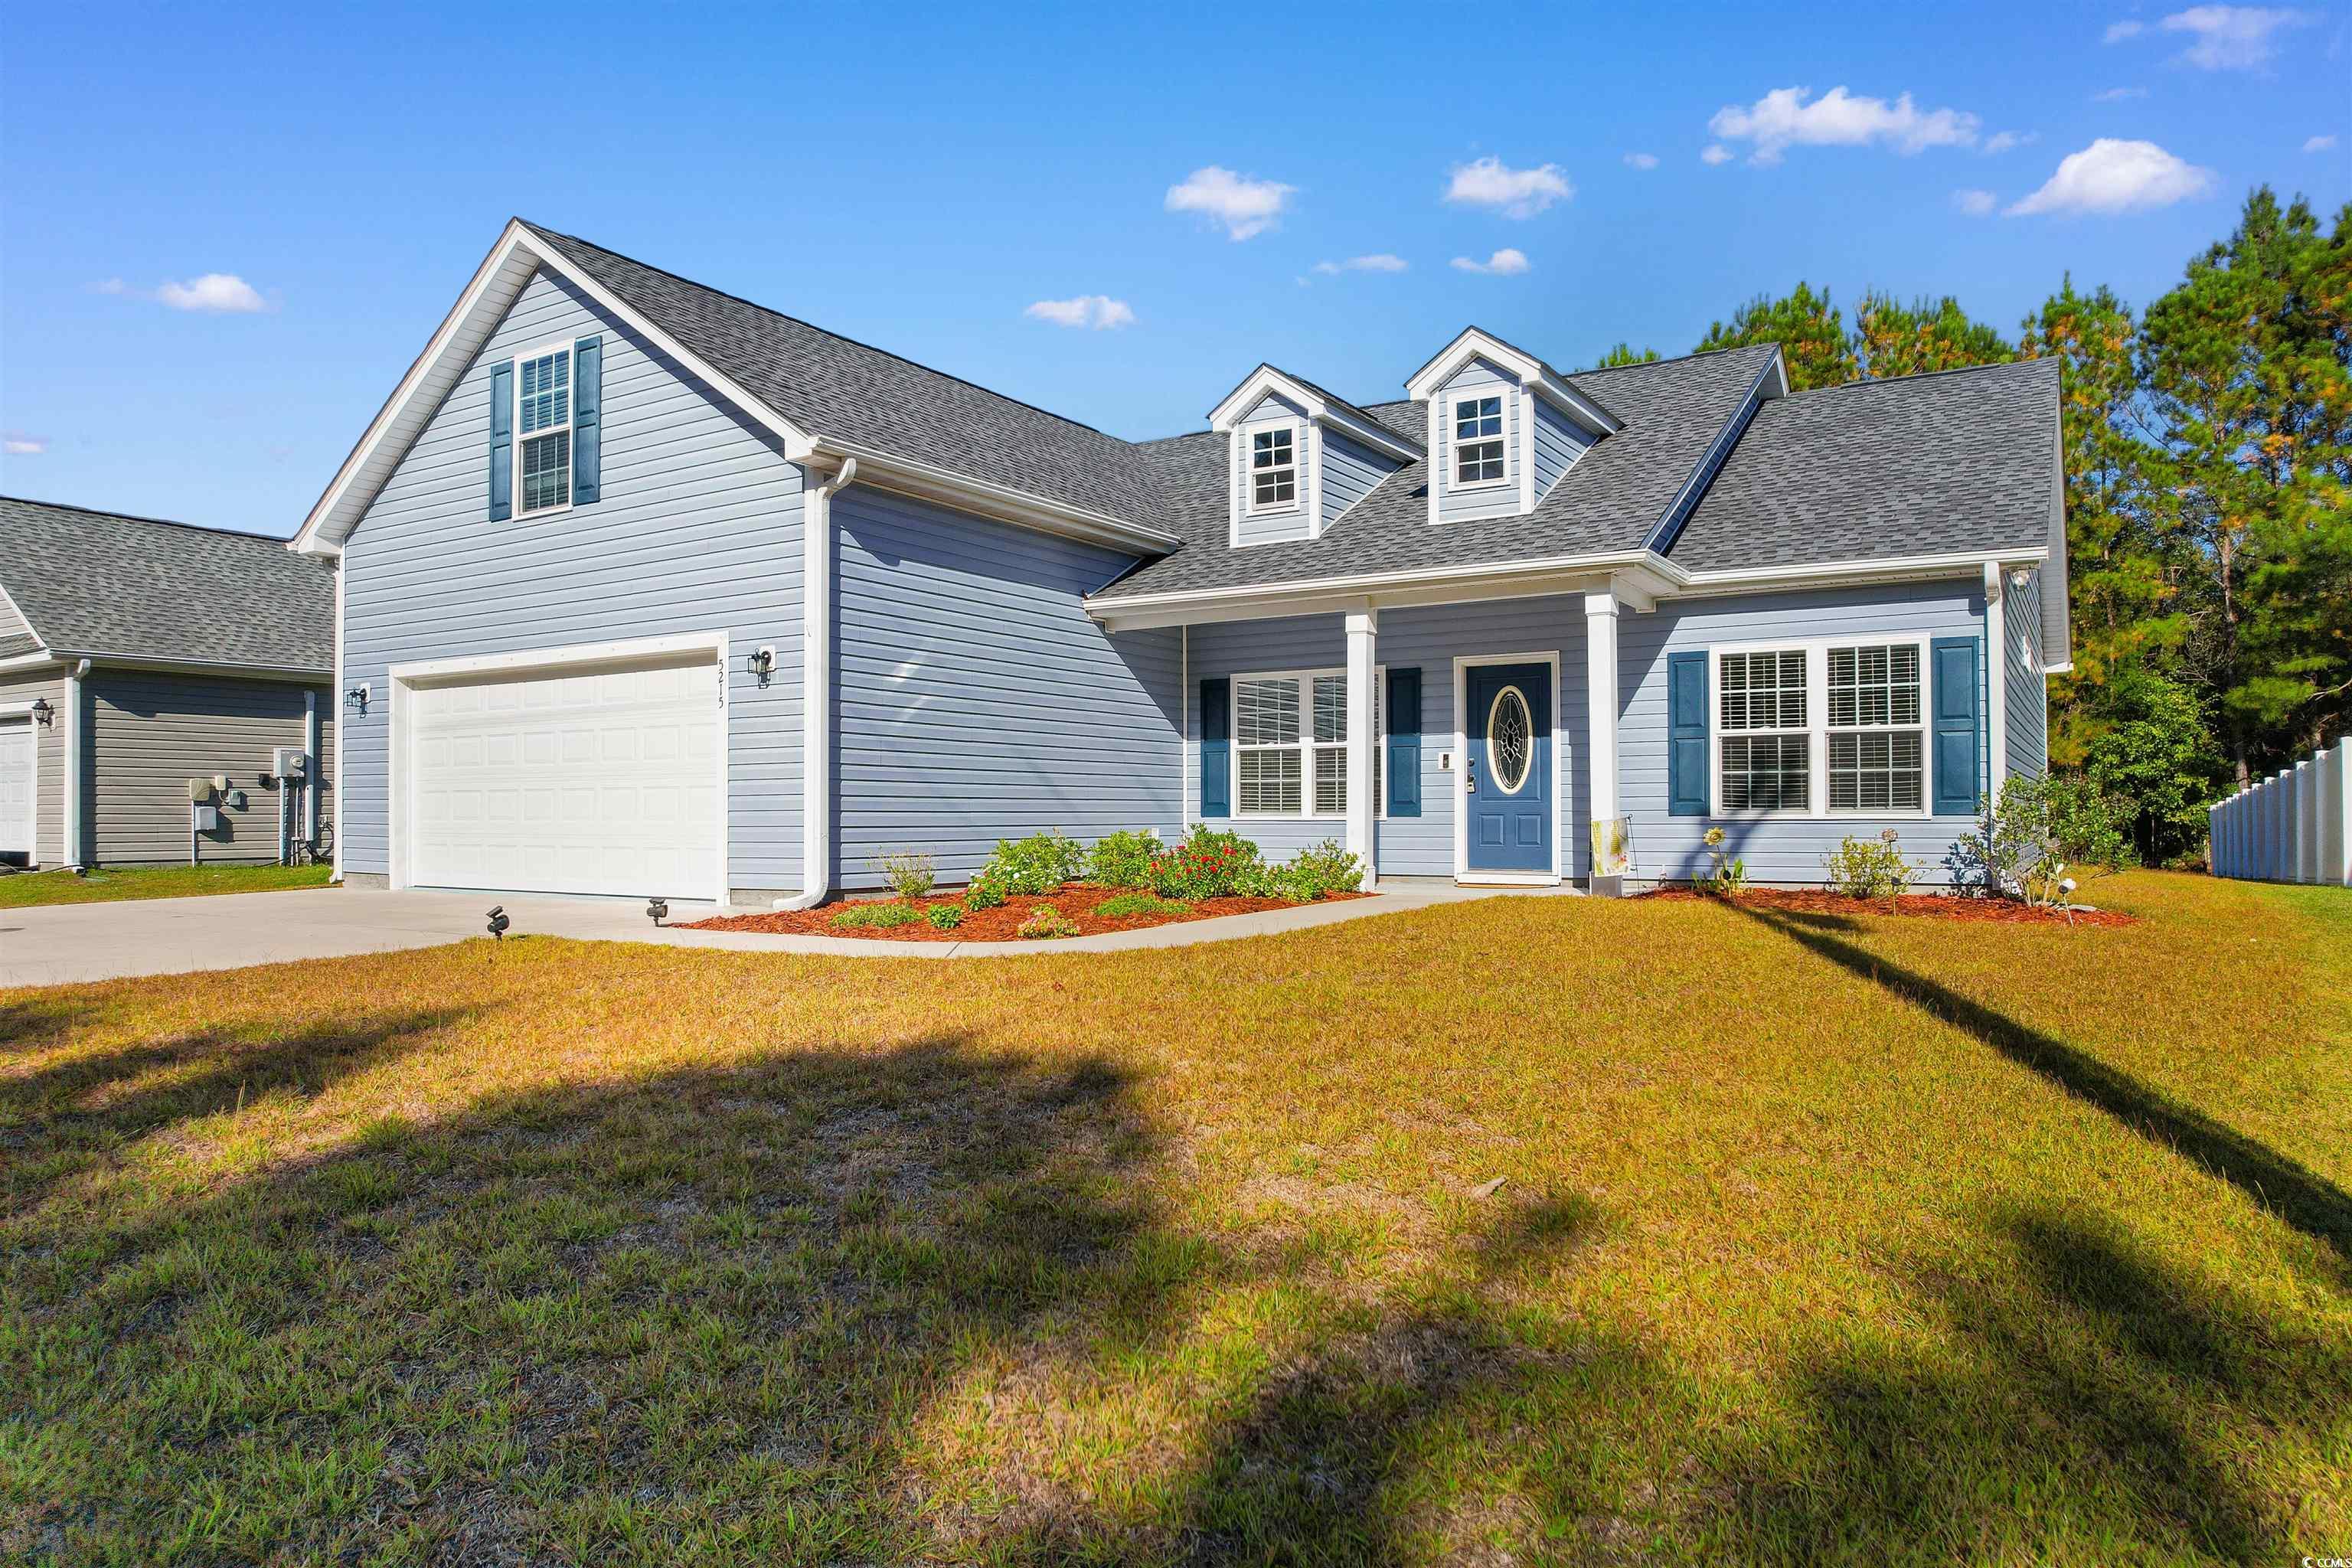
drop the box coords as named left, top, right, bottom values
left=1086, top=829, right=1162, bottom=889
left=1824, top=831, right=1916, bottom=902
left=1094, top=892, right=1191, bottom=919
left=830, top=901, right=921, bottom=930
left=1268, top=838, right=1363, bottom=902
left=965, top=877, right=1006, bottom=911
left=1015, top=904, right=1080, bottom=939
left=978, top=831, right=1083, bottom=896
left=923, top=903, right=965, bottom=931
left=874, top=851, right=936, bottom=900
left=1146, top=825, right=1267, bottom=900
left=1951, top=775, right=2133, bottom=903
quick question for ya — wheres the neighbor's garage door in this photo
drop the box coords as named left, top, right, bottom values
left=405, top=653, right=720, bottom=898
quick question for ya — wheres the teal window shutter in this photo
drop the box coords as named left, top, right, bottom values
left=1668, top=650, right=1709, bottom=816
left=1199, top=678, right=1230, bottom=818
left=1931, top=636, right=1981, bottom=815
left=572, top=335, right=601, bottom=505
left=487, top=360, right=513, bottom=521
left=1385, top=666, right=1421, bottom=817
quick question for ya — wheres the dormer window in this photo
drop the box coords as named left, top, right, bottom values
left=1452, top=396, right=1507, bottom=487
left=1249, top=426, right=1299, bottom=513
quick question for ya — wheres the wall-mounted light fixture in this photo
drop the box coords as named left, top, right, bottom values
left=345, top=682, right=371, bottom=715
left=28, top=698, right=54, bottom=727
left=746, top=645, right=776, bottom=688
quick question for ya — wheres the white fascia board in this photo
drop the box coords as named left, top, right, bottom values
left=1525, top=369, right=1621, bottom=436
left=1088, top=548, right=1655, bottom=629
left=0, top=650, right=60, bottom=675
left=29, top=649, right=330, bottom=683
left=1406, top=328, right=1615, bottom=438
left=1210, top=365, right=1419, bottom=463
left=1667, top=547, right=2050, bottom=596
left=798, top=439, right=1181, bottom=555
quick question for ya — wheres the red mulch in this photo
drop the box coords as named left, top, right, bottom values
left=1638, top=887, right=2136, bottom=926
left=681, top=882, right=1371, bottom=941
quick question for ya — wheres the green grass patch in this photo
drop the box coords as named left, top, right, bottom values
left=1093, top=892, right=1193, bottom=918
left=828, top=900, right=920, bottom=930
left=0, top=861, right=334, bottom=908
left=2, top=872, right=2347, bottom=1563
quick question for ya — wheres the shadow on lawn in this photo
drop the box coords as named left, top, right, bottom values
left=1737, top=903, right=2352, bottom=1271
left=1707, top=1202, right=2352, bottom=1563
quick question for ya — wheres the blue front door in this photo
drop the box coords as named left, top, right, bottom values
left=1465, top=662, right=1551, bottom=874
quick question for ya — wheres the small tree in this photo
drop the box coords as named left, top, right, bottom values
left=1949, top=775, right=2133, bottom=903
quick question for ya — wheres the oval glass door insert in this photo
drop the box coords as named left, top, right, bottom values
left=1487, top=686, right=1533, bottom=794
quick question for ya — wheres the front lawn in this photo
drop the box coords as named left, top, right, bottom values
left=0, top=862, right=333, bottom=908
left=2, top=872, right=2346, bottom=1563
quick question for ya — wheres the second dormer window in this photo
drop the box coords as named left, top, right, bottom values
left=1250, top=426, right=1298, bottom=512
left=1453, top=395, right=1506, bottom=486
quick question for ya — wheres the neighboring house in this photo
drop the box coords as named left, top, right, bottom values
left=292, top=220, right=2066, bottom=903
left=0, top=498, right=335, bottom=870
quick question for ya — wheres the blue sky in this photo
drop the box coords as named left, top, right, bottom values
left=2, top=2, right=2344, bottom=537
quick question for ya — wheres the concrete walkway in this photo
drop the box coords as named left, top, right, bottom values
left=0, top=882, right=1576, bottom=987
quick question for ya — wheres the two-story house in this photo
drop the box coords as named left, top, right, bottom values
left=292, top=220, right=2066, bottom=905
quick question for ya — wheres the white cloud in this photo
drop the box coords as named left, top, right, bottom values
left=2161, top=5, right=2310, bottom=68
left=3, top=431, right=47, bottom=456
left=2104, top=19, right=2146, bottom=41
left=1981, top=130, right=2036, bottom=155
left=1312, top=253, right=1410, bottom=276
left=94, top=273, right=269, bottom=312
left=1953, top=188, right=1998, bottom=216
left=2092, top=85, right=2150, bottom=100
left=1165, top=166, right=1295, bottom=240
left=1707, top=85, right=1981, bottom=164
left=2006, top=137, right=2216, bottom=215
left=1023, top=295, right=1135, bottom=329
left=1443, top=157, right=1573, bottom=218
left=2305, top=133, right=2340, bottom=152
left=1700, top=144, right=1735, bottom=165
left=1450, top=247, right=1530, bottom=276
left=1622, top=151, right=1660, bottom=170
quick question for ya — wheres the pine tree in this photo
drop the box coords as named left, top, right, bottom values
left=1854, top=292, right=2014, bottom=379
left=1595, top=342, right=1660, bottom=368
left=1695, top=283, right=1855, bottom=390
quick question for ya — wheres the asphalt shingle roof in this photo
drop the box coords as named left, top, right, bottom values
left=1664, top=356, right=2060, bottom=572
left=523, top=223, right=1168, bottom=528
left=0, top=497, right=335, bottom=671
left=1095, top=345, right=1779, bottom=600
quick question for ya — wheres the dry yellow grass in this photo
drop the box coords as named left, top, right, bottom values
left=2, top=871, right=2347, bottom=1563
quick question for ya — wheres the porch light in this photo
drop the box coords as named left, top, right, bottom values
left=28, top=698, right=53, bottom=727
left=345, top=683, right=371, bottom=715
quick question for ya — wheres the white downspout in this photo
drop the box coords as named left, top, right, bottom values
left=779, top=456, right=855, bottom=910
left=330, top=557, right=345, bottom=884
left=63, top=658, right=90, bottom=870
left=1983, top=561, right=2009, bottom=805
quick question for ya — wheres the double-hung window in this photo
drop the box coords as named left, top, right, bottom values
left=1248, top=426, right=1298, bottom=512
left=1452, top=394, right=1506, bottom=486
left=1232, top=669, right=1383, bottom=818
left=515, top=345, right=573, bottom=515
left=1827, top=644, right=1924, bottom=811
left=1717, top=648, right=1808, bottom=812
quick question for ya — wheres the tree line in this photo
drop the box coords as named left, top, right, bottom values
left=1606, top=188, right=2350, bottom=864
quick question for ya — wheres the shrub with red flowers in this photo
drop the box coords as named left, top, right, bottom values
left=1146, top=825, right=1269, bottom=901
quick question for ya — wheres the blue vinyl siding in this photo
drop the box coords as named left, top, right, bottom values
left=1617, top=580, right=1991, bottom=888
left=1434, top=358, right=1521, bottom=525
left=1187, top=597, right=1594, bottom=878
left=2005, top=567, right=2048, bottom=781
left=1320, top=429, right=1398, bottom=531
left=1530, top=397, right=1592, bottom=501
left=340, top=267, right=808, bottom=894
left=833, top=484, right=1181, bottom=890
left=1234, top=393, right=1312, bottom=547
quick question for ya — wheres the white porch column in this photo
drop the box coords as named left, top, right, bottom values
left=1583, top=590, right=1621, bottom=878
left=1345, top=606, right=1378, bottom=890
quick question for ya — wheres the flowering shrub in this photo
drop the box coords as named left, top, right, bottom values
left=978, top=832, right=1083, bottom=895
left=1824, top=829, right=1915, bottom=902
left=1086, top=829, right=1162, bottom=889
left=1702, top=826, right=1746, bottom=897
left=1146, top=825, right=1267, bottom=900
left=1016, top=904, right=1080, bottom=939
left=1268, top=838, right=1363, bottom=902
left=965, top=877, right=1006, bottom=911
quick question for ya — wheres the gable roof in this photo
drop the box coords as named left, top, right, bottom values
left=1094, top=345, right=1779, bottom=602
left=1665, top=356, right=2061, bottom=573
left=0, top=497, right=334, bottom=673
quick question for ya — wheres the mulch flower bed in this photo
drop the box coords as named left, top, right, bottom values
left=1638, top=887, right=2135, bottom=926
left=682, top=883, right=1371, bottom=942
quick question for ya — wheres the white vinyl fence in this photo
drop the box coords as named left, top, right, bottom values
left=2208, top=737, right=2351, bottom=886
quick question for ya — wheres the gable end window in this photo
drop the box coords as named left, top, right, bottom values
left=1248, top=426, right=1299, bottom=513
left=516, top=346, right=573, bottom=515
left=1452, top=395, right=1506, bottom=487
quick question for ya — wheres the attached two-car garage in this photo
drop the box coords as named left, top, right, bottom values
left=397, top=643, right=723, bottom=900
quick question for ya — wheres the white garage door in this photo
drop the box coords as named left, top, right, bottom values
left=405, top=653, right=720, bottom=898
left=0, top=720, right=33, bottom=860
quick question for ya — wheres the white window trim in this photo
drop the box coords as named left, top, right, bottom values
left=512, top=338, right=577, bottom=521
left=1707, top=634, right=1933, bottom=821
left=1449, top=391, right=1514, bottom=493
left=1226, top=665, right=1387, bottom=821
left=1241, top=420, right=1306, bottom=519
